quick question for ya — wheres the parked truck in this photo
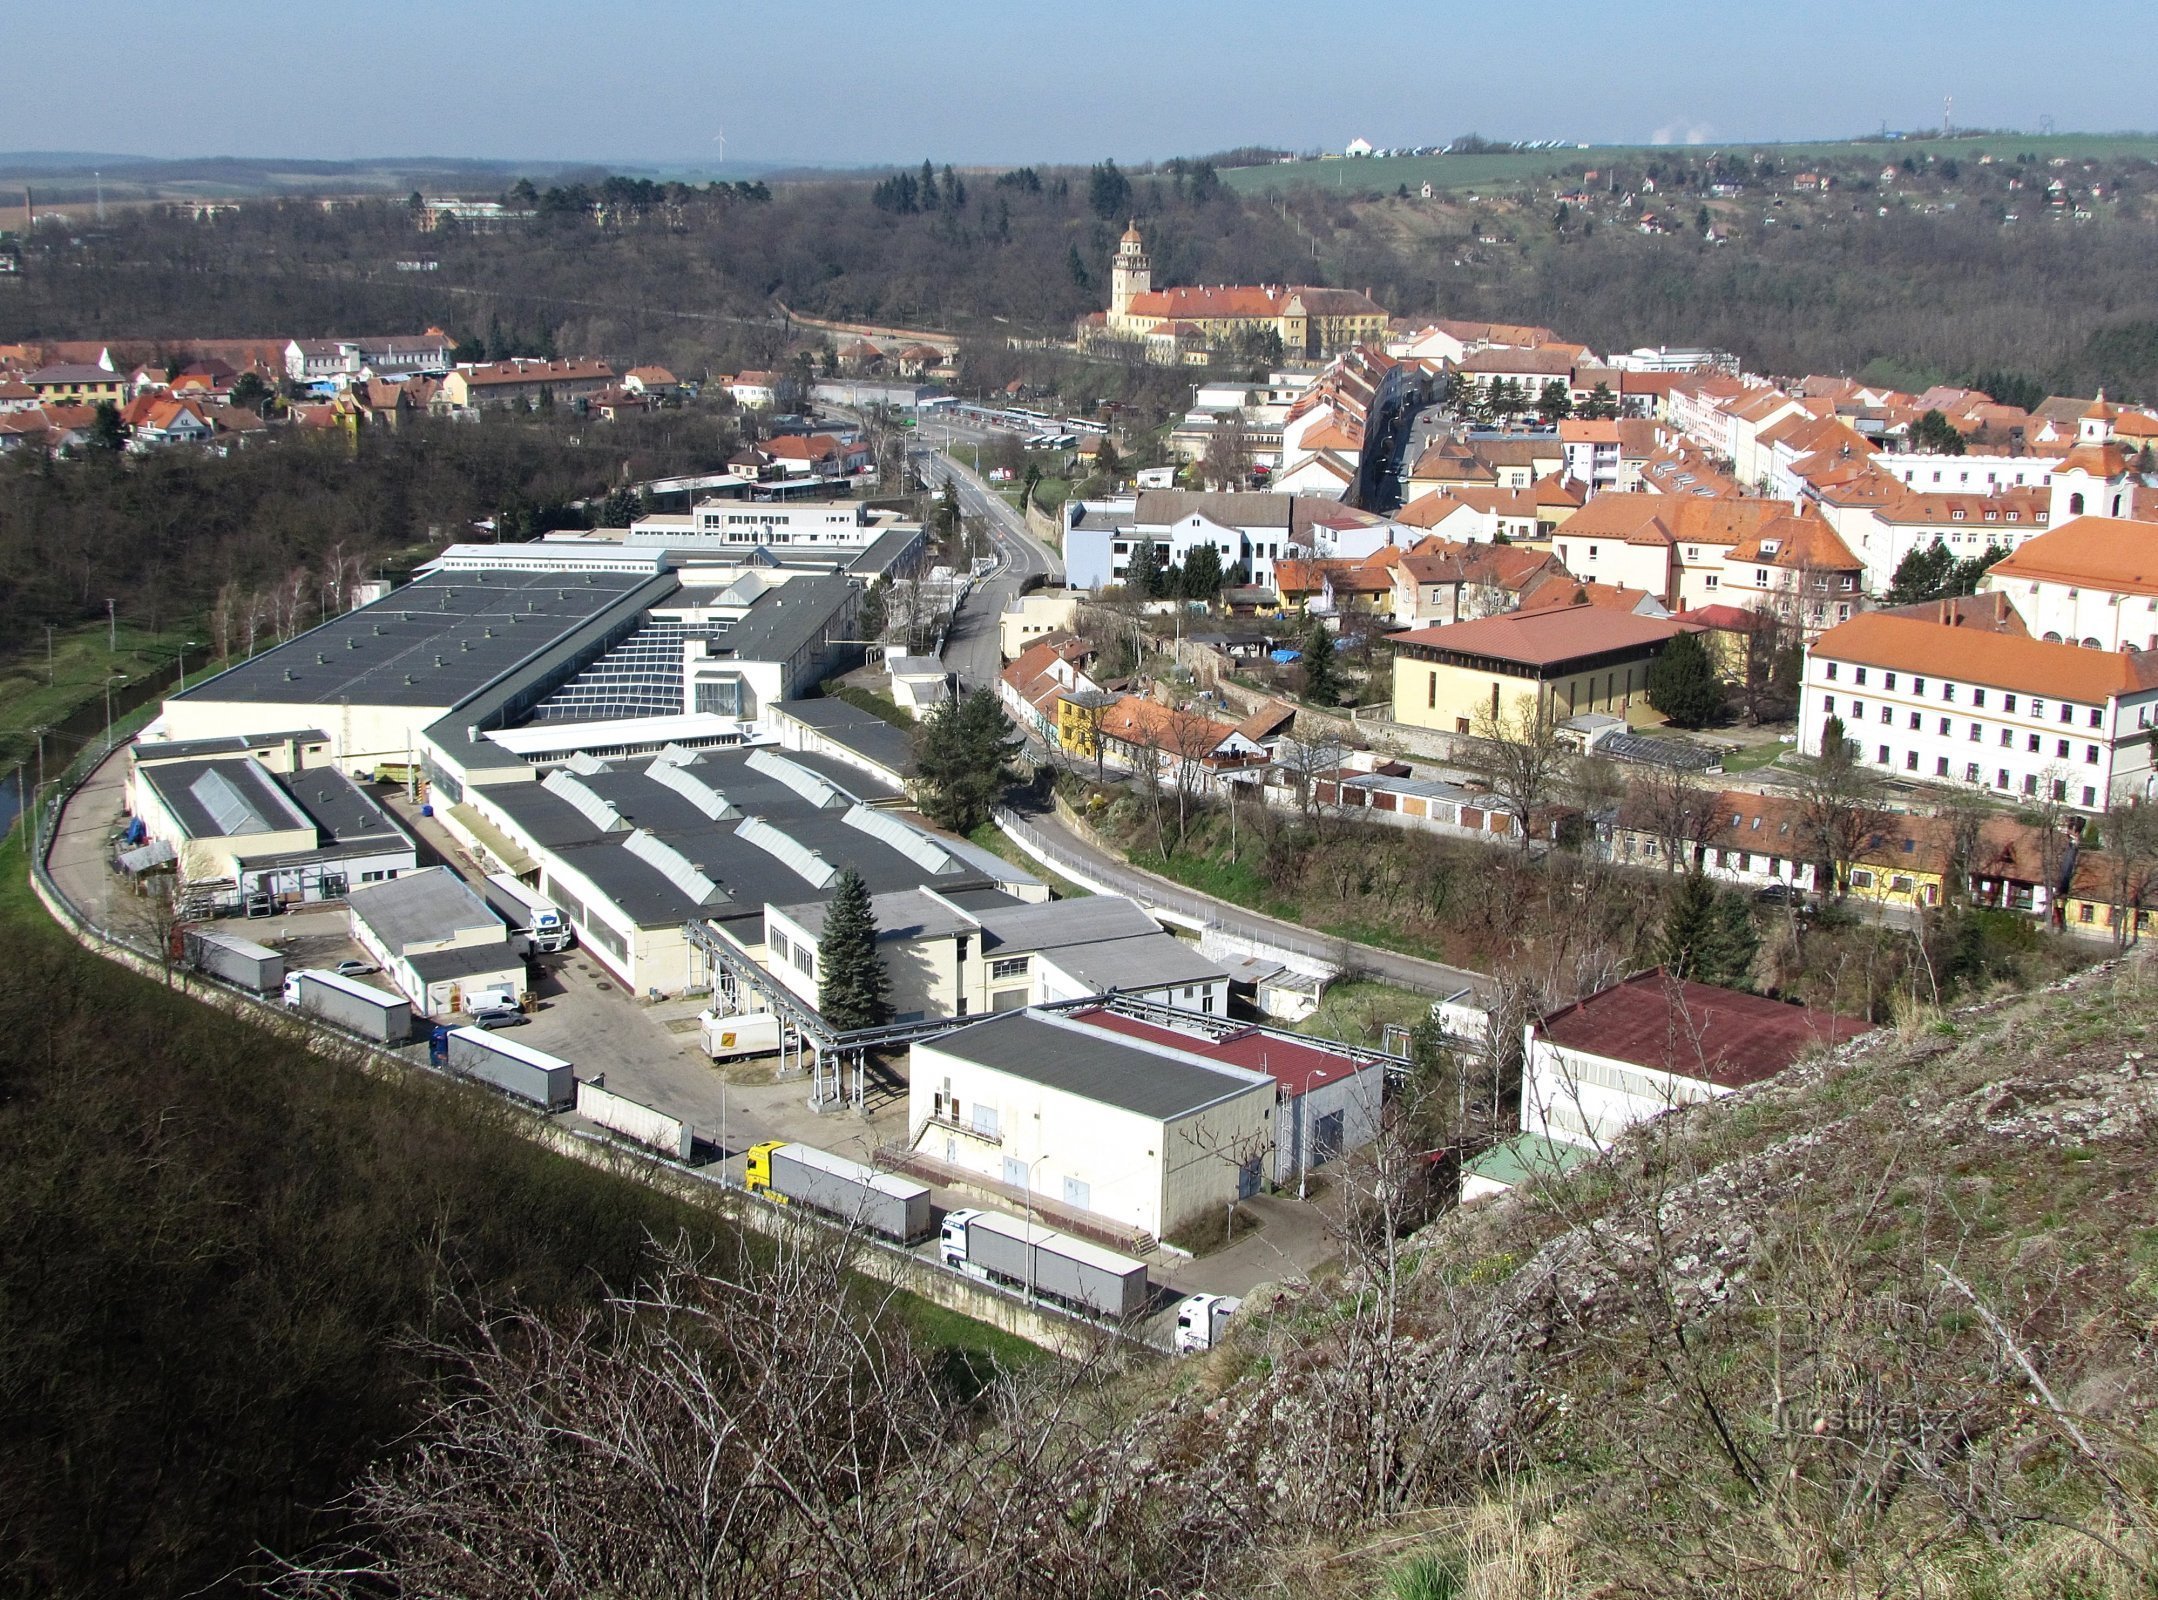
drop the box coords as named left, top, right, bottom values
left=282, top=968, right=414, bottom=1045
left=445, top=1026, right=575, bottom=1112
left=184, top=927, right=285, bottom=993
left=700, top=1009, right=782, bottom=1061
left=939, top=1209, right=1150, bottom=1321
left=482, top=872, right=573, bottom=954
left=745, top=1142, right=933, bottom=1244
left=1174, top=1292, right=1242, bottom=1354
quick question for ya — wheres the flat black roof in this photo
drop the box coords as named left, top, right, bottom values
left=138, top=757, right=313, bottom=839
left=180, top=569, right=662, bottom=708
left=922, top=1011, right=1264, bottom=1121
left=481, top=748, right=993, bottom=929
left=280, top=766, right=411, bottom=848
left=777, top=699, right=918, bottom=779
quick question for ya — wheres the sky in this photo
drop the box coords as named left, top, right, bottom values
left=0, top=0, right=2146, bottom=171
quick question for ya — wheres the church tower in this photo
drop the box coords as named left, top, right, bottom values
left=1110, top=221, right=1150, bottom=319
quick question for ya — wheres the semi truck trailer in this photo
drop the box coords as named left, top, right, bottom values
left=184, top=928, right=285, bottom=992
left=445, top=1027, right=575, bottom=1112
left=481, top=873, right=572, bottom=953
left=939, top=1209, right=1149, bottom=1320
left=744, top=1142, right=933, bottom=1244
left=282, top=968, right=414, bottom=1045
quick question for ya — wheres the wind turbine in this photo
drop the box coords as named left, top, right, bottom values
left=712, top=128, right=727, bottom=167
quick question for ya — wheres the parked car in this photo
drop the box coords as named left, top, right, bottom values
left=333, top=959, right=377, bottom=976
left=1753, top=883, right=1808, bottom=909
left=469, top=1006, right=527, bottom=1030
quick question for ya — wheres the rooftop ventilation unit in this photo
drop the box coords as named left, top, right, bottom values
left=647, top=758, right=736, bottom=820
left=744, top=747, right=844, bottom=809
left=542, top=768, right=627, bottom=833
left=842, top=802, right=959, bottom=875
left=735, top=815, right=839, bottom=889
left=623, top=828, right=724, bottom=905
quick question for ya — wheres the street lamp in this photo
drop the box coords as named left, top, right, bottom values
left=175, top=641, right=198, bottom=692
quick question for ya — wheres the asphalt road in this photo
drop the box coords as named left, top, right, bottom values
left=1005, top=798, right=1489, bottom=1000
left=917, top=447, right=1063, bottom=694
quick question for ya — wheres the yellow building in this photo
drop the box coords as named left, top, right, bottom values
left=1390, top=608, right=1696, bottom=734
left=1083, top=223, right=1387, bottom=359
left=1055, top=688, right=1116, bottom=757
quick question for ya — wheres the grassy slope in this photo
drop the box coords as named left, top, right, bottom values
left=1176, top=959, right=2158, bottom=1597
left=0, top=831, right=1031, bottom=1599
left=0, top=621, right=202, bottom=767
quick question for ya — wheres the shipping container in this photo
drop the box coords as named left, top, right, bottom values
left=745, top=1141, right=933, bottom=1244
left=445, top=1027, right=575, bottom=1112
left=700, top=1009, right=782, bottom=1060
left=940, top=1208, right=1149, bottom=1320
left=184, top=927, right=285, bottom=992
left=282, top=968, right=414, bottom=1044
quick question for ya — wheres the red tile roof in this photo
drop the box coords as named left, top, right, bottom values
left=1072, top=1008, right=1385, bottom=1096
left=1537, top=970, right=1872, bottom=1089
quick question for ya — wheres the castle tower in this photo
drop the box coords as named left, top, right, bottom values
left=1110, top=220, right=1150, bottom=319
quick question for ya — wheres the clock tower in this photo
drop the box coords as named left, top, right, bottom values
left=1110, top=221, right=1150, bottom=320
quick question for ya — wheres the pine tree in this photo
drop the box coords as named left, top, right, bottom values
left=1659, top=869, right=1719, bottom=979
left=1646, top=630, right=1724, bottom=728
left=816, top=868, right=891, bottom=1031
left=1701, top=889, right=1760, bottom=989
left=1127, top=536, right=1161, bottom=598
left=1537, top=379, right=1573, bottom=425
left=915, top=689, right=1020, bottom=834
left=1301, top=618, right=1342, bottom=706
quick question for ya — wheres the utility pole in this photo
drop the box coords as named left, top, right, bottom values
left=44, top=624, right=54, bottom=684
left=106, top=598, right=116, bottom=652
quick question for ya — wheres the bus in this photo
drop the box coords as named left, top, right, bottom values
left=1062, top=416, right=1108, bottom=436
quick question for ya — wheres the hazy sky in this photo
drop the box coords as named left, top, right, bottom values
left=2, top=1, right=2143, bottom=169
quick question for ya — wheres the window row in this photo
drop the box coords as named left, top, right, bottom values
left=1821, top=663, right=2100, bottom=725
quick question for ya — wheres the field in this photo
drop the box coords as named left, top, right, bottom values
left=1221, top=131, right=2158, bottom=196
left=0, top=620, right=206, bottom=771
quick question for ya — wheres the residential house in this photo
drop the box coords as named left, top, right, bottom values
left=1980, top=516, right=2158, bottom=650
left=439, top=358, right=615, bottom=411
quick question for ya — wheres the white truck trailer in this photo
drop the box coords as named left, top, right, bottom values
left=939, top=1209, right=1150, bottom=1320
left=445, top=1027, right=575, bottom=1112
left=700, top=1009, right=782, bottom=1061
left=745, top=1142, right=933, bottom=1244
left=184, top=927, right=285, bottom=992
left=481, top=872, right=573, bottom=953
left=282, top=968, right=414, bottom=1045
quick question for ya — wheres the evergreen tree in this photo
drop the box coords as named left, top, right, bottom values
left=1660, top=869, right=1719, bottom=979
left=1885, top=538, right=1959, bottom=605
left=1180, top=542, right=1224, bottom=599
left=1537, top=379, right=1573, bottom=425
left=915, top=689, right=1020, bottom=834
left=857, top=579, right=889, bottom=641
left=1581, top=382, right=1620, bottom=420
left=1087, top=160, right=1131, bottom=220
left=1909, top=408, right=1967, bottom=455
left=816, top=868, right=892, bottom=1031
left=1646, top=630, right=1724, bottom=728
left=1701, top=889, right=1760, bottom=990
left=1301, top=617, right=1342, bottom=705
left=1127, top=536, right=1161, bottom=597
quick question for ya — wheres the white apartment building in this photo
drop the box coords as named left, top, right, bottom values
left=1800, top=610, right=2158, bottom=810
left=1981, top=516, right=2158, bottom=651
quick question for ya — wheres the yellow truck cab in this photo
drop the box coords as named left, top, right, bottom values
left=743, top=1141, right=788, bottom=1202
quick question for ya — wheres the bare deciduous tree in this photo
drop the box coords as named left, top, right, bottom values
left=1465, top=691, right=1567, bottom=856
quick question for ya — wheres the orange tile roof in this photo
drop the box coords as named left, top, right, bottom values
left=1985, top=516, right=2158, bottom=597
left=1810, top=610, right=2158, bottom=702
left=2054, top=442, right=2136, bottom=478
left=1395, top=607, right=1694, bottom=667
left=1099, top=696, right=1241, bottom=753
